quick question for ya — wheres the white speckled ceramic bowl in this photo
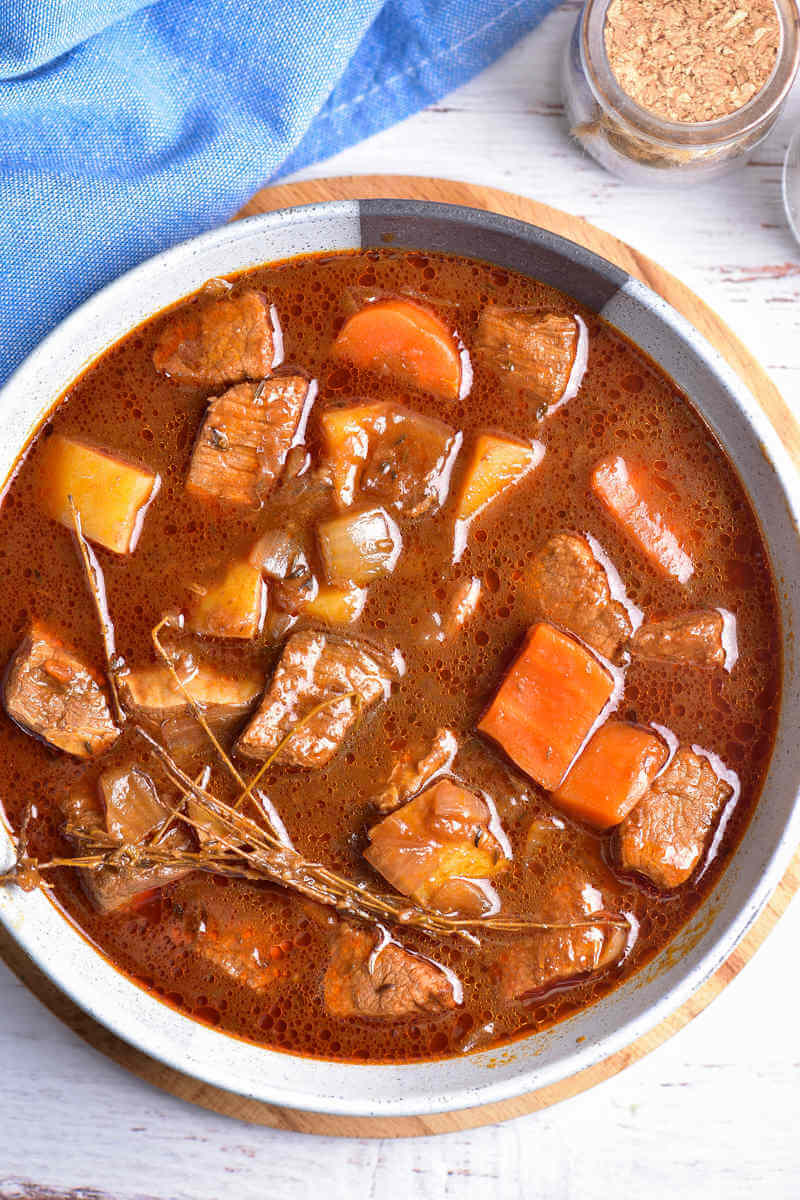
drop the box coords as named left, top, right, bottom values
left=1, top=201, right=799, bottom=1118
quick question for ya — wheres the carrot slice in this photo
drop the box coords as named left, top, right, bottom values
left=455, top=433, right=542, bottom=523
left=552, top=720, right=668, bottom=829
left=478, top=622, right=614, bottom=790
left=331, top=299, right=462, bottom=400
left=591, top=455, right=694, bottom=583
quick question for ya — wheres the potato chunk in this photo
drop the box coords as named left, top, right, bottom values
left=364, top=779, right=509, bottom=910
left=4, top=622, right=119, bottom=758
left=187, top=376, right=310, bottom=506
left=37, top=434, right=158, bottom=554
left=478, top=623, right=615, bottom=791
left=320, top=401, right=460, bottom=514
left=301, top=585, right=367, bottom=626
left=187, top=560, right=266, bottom=639
left=455, top=432, right=543, bottom=523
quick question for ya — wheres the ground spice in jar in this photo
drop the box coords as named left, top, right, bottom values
left=604, top=0, right=781, bottom=123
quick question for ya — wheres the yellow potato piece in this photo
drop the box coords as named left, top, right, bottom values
left=37, top=435, right=158, bottom=554
left=302, top=584, right=367, bottom=625
left=188, top=560, right=266, bottom=639
left=455, top=433, right=541, bottom=522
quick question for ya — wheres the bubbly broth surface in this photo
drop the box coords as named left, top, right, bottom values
left=0, top=250, right=780, bottom=1062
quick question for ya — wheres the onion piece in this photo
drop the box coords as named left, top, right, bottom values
left=317, top=505, right=402, bottom=587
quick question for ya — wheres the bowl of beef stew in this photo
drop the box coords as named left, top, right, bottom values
left=0, top=200, right=798, bottom=1117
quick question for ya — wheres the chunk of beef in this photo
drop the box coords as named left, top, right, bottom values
left=187, top=376, right=310, bottom=506
left=499, top=848, right=628, bottom=1001
left=530, top=533, right=633, bottom=659
left=323, top=925, right=459, bottom=1020
left=364, top=779, right=509, bottom=912
left=120, top=656, right=262, bottom=758
left=236, top=630, right=393, bottom=768
left=63, top=772, right=191, bottom=913
left=4, top=624, right=119, bottom=758
left=617, top=747, right=734, bottom=889
left=376, top=728, right=458, bottom=812
left=630, top=610, right=733, bottom=669
left=165, top=893, right=286, bottom=992
left=321, top=401, right=460, bottom=515
left=153, top=288, right=275, bottom=387
left=475, top=308, right=586, bottom=412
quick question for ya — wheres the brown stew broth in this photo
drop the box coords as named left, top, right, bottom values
left=0, top=249, right=780, bottom=1062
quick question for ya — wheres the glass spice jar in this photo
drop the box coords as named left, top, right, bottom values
left=563, top=0, right=800, bottom=185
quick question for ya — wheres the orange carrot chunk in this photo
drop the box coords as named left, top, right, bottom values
left=478, top=622, right=614, bottom=790
left=331, top=299, right=462, bottom=401
left=591, top=455, right=694, bottom=583
left=552, top=720, right=668, bottom=829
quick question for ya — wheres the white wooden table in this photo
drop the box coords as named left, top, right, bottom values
left=3, top=5, right=800, bottom=1196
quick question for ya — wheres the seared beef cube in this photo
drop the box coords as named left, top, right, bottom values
left=166, top=896, right=284, bottom=992
left=617, top=747, right=734, bottom=889
left=630, top=610, right=733, bottom=669
left=364, top=779, right=509, bottom=911
left=530, top=532, right=633, bottom=659
left=187, top=376, right=310, bottom=506
left=376, top=728, right=458, bottom=812
left=153, top=288, right=275, bottom=387
left=321, top=401, right=460, bottom=515
left=323, top=925, right=460, bottom=1020
left=475, top=308, right=585, bottom=412
left=63, top=774, right=191, bottom=913
left=236, top=630, right=393, bottom=768
left=4, top=623, right=119, bottom=758
left=499, top=851, right=627, bottom=1001
left=120, top=657, right=262, bottom=758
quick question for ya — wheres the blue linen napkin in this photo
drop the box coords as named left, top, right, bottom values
left=0, top=0, right=558, bottom=384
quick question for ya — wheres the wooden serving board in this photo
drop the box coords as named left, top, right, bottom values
left=2, top=174, right=799, bottom=1139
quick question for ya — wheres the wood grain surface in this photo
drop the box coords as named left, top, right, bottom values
left=2, top=173, right=798, bottom=1143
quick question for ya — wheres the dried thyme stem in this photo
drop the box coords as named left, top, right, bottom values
left=151, top=616, right=247, bottom=789
left=68, top=496, right=125, bottom=726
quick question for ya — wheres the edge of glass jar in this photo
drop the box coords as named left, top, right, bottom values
left=582, top=0, right=800, bottom=149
